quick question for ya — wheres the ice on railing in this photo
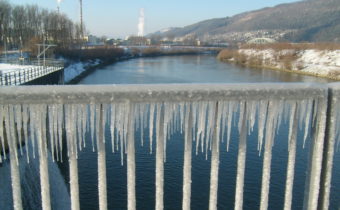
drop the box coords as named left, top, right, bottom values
left=0, top=97, right=333, bottom=210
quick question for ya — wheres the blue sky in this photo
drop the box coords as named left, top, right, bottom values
left=9, top=0, right=300, bottom=38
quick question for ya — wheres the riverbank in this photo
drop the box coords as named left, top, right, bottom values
left=217, top=43, right=340, bottom=81
left=61, top=47, right=220, bottom=84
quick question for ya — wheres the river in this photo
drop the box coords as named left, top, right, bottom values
left=66, top=55, right=338, bottom=210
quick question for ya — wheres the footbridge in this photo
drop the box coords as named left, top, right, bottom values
left=0, top=59, right=64, bottom=86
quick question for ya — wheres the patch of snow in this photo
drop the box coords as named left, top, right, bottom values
left=64, top=59, right=102, bottom=83
left=0, top=64, right=38, bottom=74
left=239, top=49, right=340, bottom=79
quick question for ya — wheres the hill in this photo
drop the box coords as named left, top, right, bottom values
left=148, top=0, right=340, bottom=43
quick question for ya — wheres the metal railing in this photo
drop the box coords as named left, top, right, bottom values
left=0, top=59, right=64, bottom=86
left=0, top=83, right=339, bottom=210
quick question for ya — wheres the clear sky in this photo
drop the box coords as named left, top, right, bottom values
left=9, top=0, right=300, bottom=38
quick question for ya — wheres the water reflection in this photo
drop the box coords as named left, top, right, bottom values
left=78, top=55, right=333, bottom=85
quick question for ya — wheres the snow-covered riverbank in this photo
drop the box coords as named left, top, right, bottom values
left=64, top=59, right=101, bottom=83
left=218, top=48, right=340, bottom=80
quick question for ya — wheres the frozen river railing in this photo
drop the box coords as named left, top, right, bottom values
left=0, top=83, right=339, bottom=210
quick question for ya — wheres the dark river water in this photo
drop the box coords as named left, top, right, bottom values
left=63, top=55, right=339, bottom=210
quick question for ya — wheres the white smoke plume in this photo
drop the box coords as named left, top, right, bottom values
left=138, top=8, right=145, bottom=37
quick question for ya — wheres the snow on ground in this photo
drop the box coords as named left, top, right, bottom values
left=0, top=64, right=37, bottom=74
left=64, top=59, right=101, bottom=83
left=296, top=50, right=340, bottom=75
left=240, top=49, right=340, bottom=79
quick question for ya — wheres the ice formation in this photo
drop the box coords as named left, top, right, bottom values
left=0, top=89, right=336, bottom=210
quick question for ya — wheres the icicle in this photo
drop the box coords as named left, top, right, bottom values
left=149, top=103, right=155, bottom=154
left=65, top=105, right=71, bottom=158
left=14, top=105, right=23, bottom=156
left=284, top=101, right=298, bottom=210
left=205, top=102, right=216, bottom=159
left=298, top=100, right=307, bottom=130
left=123, top=104, right=129, bottom=155
left=0, top=105, right=6, bottom=161
left=303, top=99, right=313, bottom=148
left=102, top=104, right=108, bottom=144
left=76, top=105, right=83, bottom=151
left=238, top=101, right=245, bottom=134
left=8, top=105, right=19, bottom=165
left=179, top=102, right=185, bottom=134
left=90, top=103, right=96, bottom=152
left=95, top=104, right=101, bottom=155
left=191, top=102, right=198, bottom=143
left=51, top=105, right=59, bottom=162
left=140, top=103, right=145, bottom=146
left=220, top=101, right=227, bottom=143
left=226, top=101, right=236, bottom=152
left=117, top=104, right=125, bottom=165
left=22, top=105, right=29, bottom=162
left=57, top=104, right=64, bottom=162
left=29, top=106, right=36, bottom=159
left=312, top=99, right=318, bottom=128
left=48, top=105, right=55, bottom=162
left=110, top=104, right=116, bottom=153
left=257, top=100, right=268, bottom=155
left=81, top=104, right=87, bottom=149
left=4, top=105, right=23, bottom=210
left=248, top=101, right=258, bottom=134
left=276, top=100, right=284, bottom=134
left=164, top=102, right=174, bottom=162
left=196, top=102, right=207, bottom=154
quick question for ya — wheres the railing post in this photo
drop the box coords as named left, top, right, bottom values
left=4, top=105, right=23, bottom=210
left=209, top=102, right=221, bottom=210
left=34, top=105, right=52, bottom=210
left=127, top=103, right=136, bottom=210
left=65, top=104, right=80, bottom=210
left=260, top=100, right=278, bottom=210
left=97, top=104, right=108, bottom=210
left=283, top=102, right=298, bottom=210
left=318, top=84, right=339, bottom=210
left=303, top=95, right=328, bottom=210
left=234, top=101, right=247, bottom=210
left=182, top=103, right=193, bottom=210
left=155, top=103, right=164, bottom=210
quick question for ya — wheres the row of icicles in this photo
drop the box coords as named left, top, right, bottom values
left=0, top=98, right=334, bottom=165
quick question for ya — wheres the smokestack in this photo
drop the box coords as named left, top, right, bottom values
left=79, top=0, right=83, bottom=38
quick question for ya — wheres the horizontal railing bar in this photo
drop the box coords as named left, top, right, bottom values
left=0, top=83, right=328, bottom=104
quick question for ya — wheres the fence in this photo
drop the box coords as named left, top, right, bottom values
left=0, top=83, right=339, bottom=210
left=0, top=59, right=64, bottom=86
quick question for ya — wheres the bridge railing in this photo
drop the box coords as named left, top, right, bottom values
left=0, top=83, right=339, bottom=210
left=0, top=59, right=64, bottom=86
